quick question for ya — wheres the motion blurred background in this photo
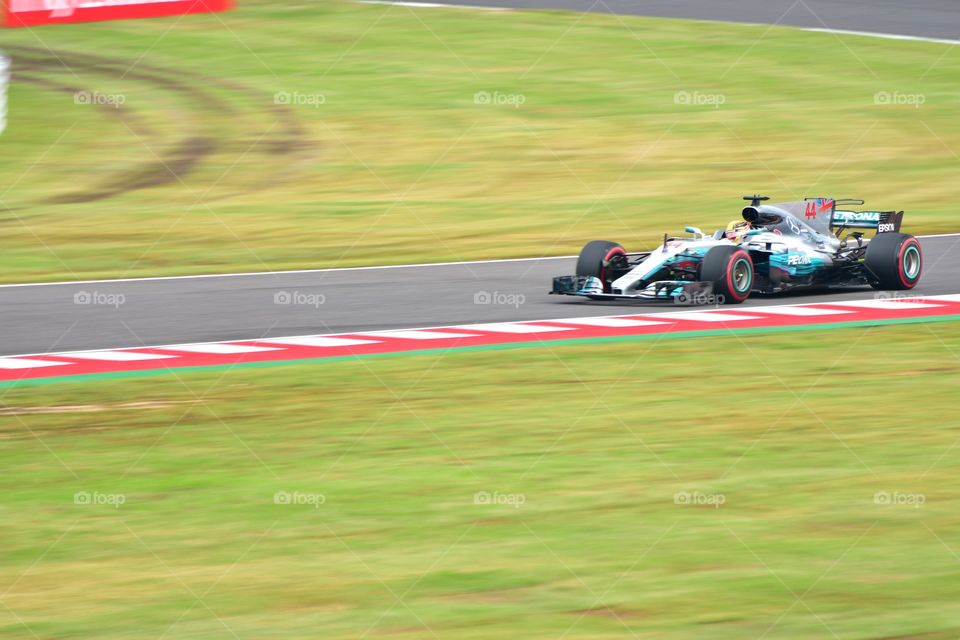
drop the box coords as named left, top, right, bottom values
left=2, top=2, right=959, bottom=639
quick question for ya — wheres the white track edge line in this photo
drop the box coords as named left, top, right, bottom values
left=0, top=255, right=578, bottom=289
left=359, top=0, right=510, bottom=9
left=356, top=0, right=960, bottom=46
left=802, top=27, right=960, bottom=46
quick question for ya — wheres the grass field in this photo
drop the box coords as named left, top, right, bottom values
left=0, top=0, right=958, bottom=281
left=2, top=321, right=960, bottom=638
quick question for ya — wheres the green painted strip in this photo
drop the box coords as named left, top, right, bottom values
left=4, top=313, right=960, bottom=389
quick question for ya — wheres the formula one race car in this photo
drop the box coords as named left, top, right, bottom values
left=551, top=195, right=923, bottom=304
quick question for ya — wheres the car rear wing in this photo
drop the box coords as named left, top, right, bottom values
left=748, top=196, right=904, bottom=236
left=830, top=209, right=903, bottom=233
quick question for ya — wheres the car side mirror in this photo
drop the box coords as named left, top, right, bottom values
left=684, top=226, right=704, bottom=239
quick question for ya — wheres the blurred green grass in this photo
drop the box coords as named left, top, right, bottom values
left=2, top=321, right=960, bottom=638
left=0, top=0, right=958, bottom=281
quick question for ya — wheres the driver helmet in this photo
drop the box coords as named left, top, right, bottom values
left=725, top=220, right=751, bottom=244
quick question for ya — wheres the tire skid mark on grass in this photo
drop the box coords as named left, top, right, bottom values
left=12, top=72, right=156, bottom=138
left=54, top=136, right=219, bottom=204
left=4, top=44, right=316, bottom=206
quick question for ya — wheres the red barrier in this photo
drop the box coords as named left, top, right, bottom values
left=3, top=0, right=232, bottom=27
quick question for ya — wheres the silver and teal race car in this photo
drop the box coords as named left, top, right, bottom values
left=551, top=195, right=923, bottom=304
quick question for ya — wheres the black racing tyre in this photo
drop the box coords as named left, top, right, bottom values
left=865, top=233, right=922, bottom=290
left=700, top=245, right=754, bottom=304
left=576, top=240, right=625, bottom=293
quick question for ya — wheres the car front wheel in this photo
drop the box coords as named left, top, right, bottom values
left=701, top=245, right=753, bottom=304
left=575, top=240, right=626, bottom=293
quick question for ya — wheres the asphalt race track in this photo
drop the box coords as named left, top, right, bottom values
left=437, top=0, right=960, bottom=42
left=3, top=0, right=958, bottom=357
left=0, top=235, right=956, bottom=356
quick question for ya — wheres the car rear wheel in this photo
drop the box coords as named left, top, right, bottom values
left=576, top=240, right=625, bottom=293
left=865, top=232, right=922, bottom=290
left=701, top=245, right=753, bottom=304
